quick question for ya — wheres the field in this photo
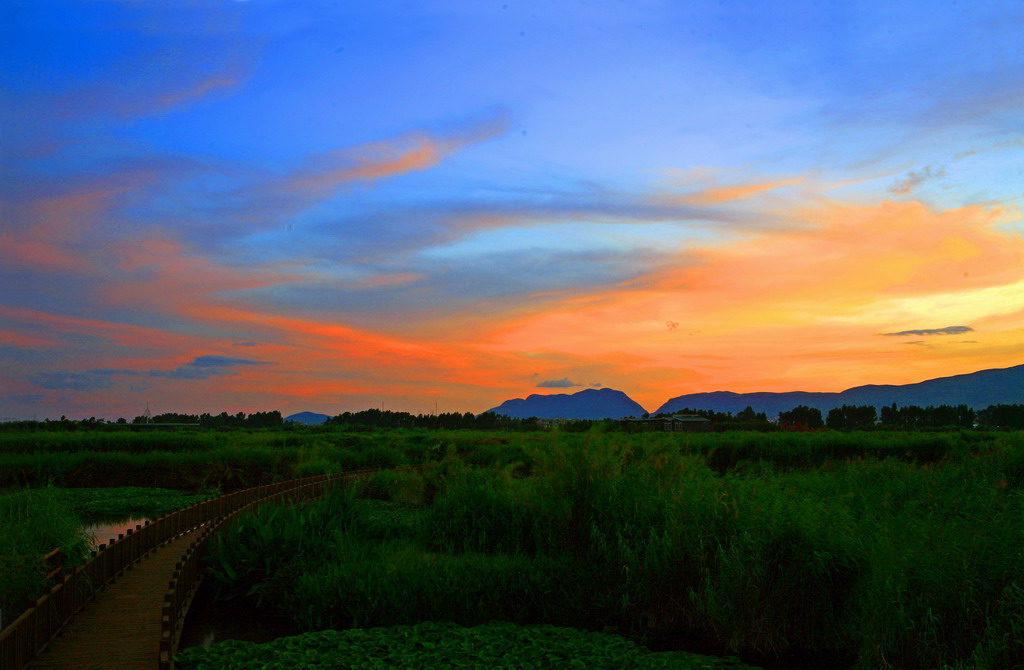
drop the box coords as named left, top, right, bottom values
left=2, top=425, right=1022, bottom=669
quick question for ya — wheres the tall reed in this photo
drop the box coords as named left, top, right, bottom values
left=200, top=429, right=1024, bottom=669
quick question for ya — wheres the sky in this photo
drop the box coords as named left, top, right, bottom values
left=2, top=0, right=1023, bottom=420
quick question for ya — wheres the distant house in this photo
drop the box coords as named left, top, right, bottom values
left=621, top=414, right=711, bottom=433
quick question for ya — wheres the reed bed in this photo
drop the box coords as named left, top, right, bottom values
left=201, top=430, right=1024, bottom=669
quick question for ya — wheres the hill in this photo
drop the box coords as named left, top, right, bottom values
left=484, top=388, right=647, bottom=420
left=285, top=411, right=331, bottom=424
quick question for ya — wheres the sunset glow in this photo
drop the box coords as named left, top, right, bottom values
left=2, top=1, right=1023, bottom=419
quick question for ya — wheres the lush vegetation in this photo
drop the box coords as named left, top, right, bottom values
left=0, top=428, right=429, bottom=489
left=4, top=425, right=1023, bottom=668
left=0, top=425, right=1009, bottom=490
left=0, top=487, right=92, bottom=626
left=0, top=484, right=212, bottom=627
left=174, top=621, right=758, bottom=669
left=198, top=430, right=1024, bottom=670
left=58, top=486, right=215, bottom=519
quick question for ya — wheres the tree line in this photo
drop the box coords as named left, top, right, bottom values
left=4, top=404, right=1024, bottom=432
left=656, top=403, right=1024, bottom=430
left=325, top=408, right=553, bottom=431
left=0, top=411, right=285, bottom=430
left=134, top=410, right=285, bottom=428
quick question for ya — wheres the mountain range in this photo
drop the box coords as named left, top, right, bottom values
left=486, top=364, right=1024, bottom=420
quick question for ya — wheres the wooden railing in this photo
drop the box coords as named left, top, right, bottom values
left=0, top=470, right=375, bottom=670
left=156, top=469, right=379, bottom=669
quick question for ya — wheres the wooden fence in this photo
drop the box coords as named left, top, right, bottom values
left=0, top=470, right=377, bottom=670
left=156, top=469, right=378, bottom=669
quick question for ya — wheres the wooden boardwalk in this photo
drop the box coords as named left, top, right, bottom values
left=3, top=470, right=386, bottom=670
left=28, top=528, right=205, bottom=670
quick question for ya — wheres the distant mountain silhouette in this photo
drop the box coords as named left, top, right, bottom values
left=285, top=411, right=331, bottom=424
left=655, top=364, right=1024, bottom=417
left=484, top=387, right=647, bottom=420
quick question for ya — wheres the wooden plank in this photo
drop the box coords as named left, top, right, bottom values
left=28, top=528, right=205, bottom=670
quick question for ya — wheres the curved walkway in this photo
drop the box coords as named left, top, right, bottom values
left=28, top=528, right=206, bottom=670
left=2, top=470, right=383, bottom=670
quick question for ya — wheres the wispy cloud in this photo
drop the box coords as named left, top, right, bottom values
left=889, top=165, right=947, bottom=194
left=30, top=356, right=271, bottom=390
left=187, top=355, right=269, bottom=368
left=536, top=378, right=582, bottom=388
left=173, top=115, right=515, bottom=248
left=148, top=73, right=242, bottom=116
left=31, top=371, right=118, bottom=392
left=0, top=305, right=202, bottom=351
left=682, top=178, right=803, bottom=206
left=1, top=158, right=202, bottom=276
left=8, top=1, right=1024, bottom=422
left=955, top=137, right=1024, bottom=160
left=284, top=115, right=508, bottom=195
left=881, top=326, right=974, bottom=337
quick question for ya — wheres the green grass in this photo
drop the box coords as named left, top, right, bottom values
left=174, top=621, right=760, bottom=669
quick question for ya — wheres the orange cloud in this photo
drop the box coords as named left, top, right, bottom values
left=0, top=305, right=203, bottom=352
left=285, top=115, right=508, bottom=194
left=3, top=187, right=123, bottom=271
left=151, top=74, right=239, bottom=113
left=53, top=56, right=250, bottom=121
left=89, top=235, right=524, bottom=404
left=0, top=328, right=61, bottom=348
left=102, top=237, right=302, bottom=316
left=682, top=177, right=804, bottom=205
left=482, top=199, right=1024, bottom=405
left=2, top=174, right=166, bottom=272
left=18, top=190, right=1019, bottom=416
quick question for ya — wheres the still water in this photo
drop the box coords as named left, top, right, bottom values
left=82, top=516, right=150, bottom=547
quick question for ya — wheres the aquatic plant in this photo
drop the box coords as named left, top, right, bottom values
left=174, top=621, right=760, bottom=669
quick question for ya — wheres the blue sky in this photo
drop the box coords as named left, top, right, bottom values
left=2, top=0, right=1023, bottom=419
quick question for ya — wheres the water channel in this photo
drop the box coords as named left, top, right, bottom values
left=83, top=516, right=150, bottom=547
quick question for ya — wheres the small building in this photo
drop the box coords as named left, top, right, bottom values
left=621, top=414, right=711, bottom=433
